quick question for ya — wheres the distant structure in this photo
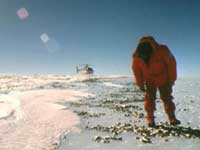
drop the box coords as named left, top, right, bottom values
left=76, top=64, right=94, bottom=75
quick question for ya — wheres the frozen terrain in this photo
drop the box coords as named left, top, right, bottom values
left=0, top=74, right=94, bottom=150
left=0, top=74, right=200, bottom=150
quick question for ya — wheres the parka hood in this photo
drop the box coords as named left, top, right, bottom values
left=139, top=36, right=159, bottom=51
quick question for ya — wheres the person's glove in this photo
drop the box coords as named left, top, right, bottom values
left=169, top=82, right=174, bottom=86
left=139, top=85, right=146, bottom=92
left=166, top=82, right=174, bottom=87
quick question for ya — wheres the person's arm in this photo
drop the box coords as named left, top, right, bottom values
left=131, top=57, right=144, bottom=90
left=161, top=46, right=177, bottom=85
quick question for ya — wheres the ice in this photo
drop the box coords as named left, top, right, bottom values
left=0, top=89, right=92, bottom=149
left=0, top=74, right=94, bottom=150
left=0, top=103, right=14, bottom=119
left=0, top=75, right=200, bottom=150
left=0, top=74, right=71, bottom=93
left=58, top=76, right=200, bottom=150
left=69, top=74, right=98, bottom=82
left=103, top=82, right=124, bottom=88
left=0, top=93, right=23, bottom=121
left=173, top=78, right=200, bottom=127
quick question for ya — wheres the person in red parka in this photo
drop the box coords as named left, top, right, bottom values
left=131, top=36, right=181, bottom=127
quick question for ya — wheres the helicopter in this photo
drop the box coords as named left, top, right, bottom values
left=76, top=64, right=94, bottom=75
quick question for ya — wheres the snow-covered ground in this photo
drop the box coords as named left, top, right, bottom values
left=0, top=74, right=199, bottom=150
left=0, top=74, right=94, bottom=150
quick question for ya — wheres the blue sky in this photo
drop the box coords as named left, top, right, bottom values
left=0, top=0, right=200, bottom=77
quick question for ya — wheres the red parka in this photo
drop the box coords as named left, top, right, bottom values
left=131, top=37, right=177, bottom=87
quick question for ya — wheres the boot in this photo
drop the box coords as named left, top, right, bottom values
left=167, top=112, right=181, bottom=126
left=170, top=119, right=181, bottom=125
left=147, top=116, right=156, bottom=127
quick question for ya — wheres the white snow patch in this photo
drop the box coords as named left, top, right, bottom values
left=0, top=89, right=93, bottom=150
left=103, top=82, right=124, bottom=88
left=0, top=92, right=23, bottom=121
